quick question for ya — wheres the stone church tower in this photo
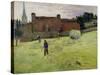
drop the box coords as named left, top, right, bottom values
left=22, top=2, right=27, bottom=24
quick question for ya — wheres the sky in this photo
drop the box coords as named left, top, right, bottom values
left=13, top=1, right=97, bottom=22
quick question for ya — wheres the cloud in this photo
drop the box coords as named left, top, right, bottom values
left=14, top=1, right=97, bottom=21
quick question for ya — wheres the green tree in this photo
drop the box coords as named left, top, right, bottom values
left=15, top=19, right=23, bottom=46
left=76, top=12, right=96, bottom=31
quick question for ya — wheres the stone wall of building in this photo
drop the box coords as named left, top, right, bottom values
left=20, top=13, right=80, bottom=42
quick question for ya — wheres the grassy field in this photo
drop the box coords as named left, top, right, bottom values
left=14, top=31, right=97, bottom=73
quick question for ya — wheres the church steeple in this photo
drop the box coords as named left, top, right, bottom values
left=22, top=2, right=27, bottom=24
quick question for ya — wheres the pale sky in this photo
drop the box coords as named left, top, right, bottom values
left=14, top=1, right=97, bottom=22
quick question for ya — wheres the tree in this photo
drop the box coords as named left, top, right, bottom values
left=15, top=19, right=23, bottom=46
left=76, top=12, right=96, bottom=31
left=83, top=12, right=94, bottom=22
left=76, top=16, right=85, bottom=30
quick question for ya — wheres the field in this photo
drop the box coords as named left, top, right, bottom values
left=14, top=31, right=97, bottom=73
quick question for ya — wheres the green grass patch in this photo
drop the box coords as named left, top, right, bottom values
left=14, top=31, right=97, bottom=73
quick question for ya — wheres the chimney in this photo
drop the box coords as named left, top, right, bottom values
left=31, top=13, right=36, bottom=22
left=57, top=14, right=61, bottom=19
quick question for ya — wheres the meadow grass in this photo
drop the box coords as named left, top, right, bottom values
left=14, top=31, right=97, bottom=73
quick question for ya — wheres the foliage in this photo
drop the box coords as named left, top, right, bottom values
left=76, top=12, right=97, bottom=30
left=14, top=19, right=23, bottom=46
left=15, top=19, right=22, bottom=38
left=15, top=29, right=23, bottom=38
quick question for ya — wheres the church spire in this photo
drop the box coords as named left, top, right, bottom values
left=22, top=2, right=27, bottom=24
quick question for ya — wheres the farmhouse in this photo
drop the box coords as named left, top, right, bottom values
left=20, top=13, right=80, bottom=41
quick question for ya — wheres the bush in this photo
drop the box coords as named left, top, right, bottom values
left=69, top=30, right=81, bottom=40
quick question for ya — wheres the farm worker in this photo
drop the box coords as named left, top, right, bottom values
left=37, top=35, right=41, bottom=43
left=43, top=40, right=49, bottom=56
